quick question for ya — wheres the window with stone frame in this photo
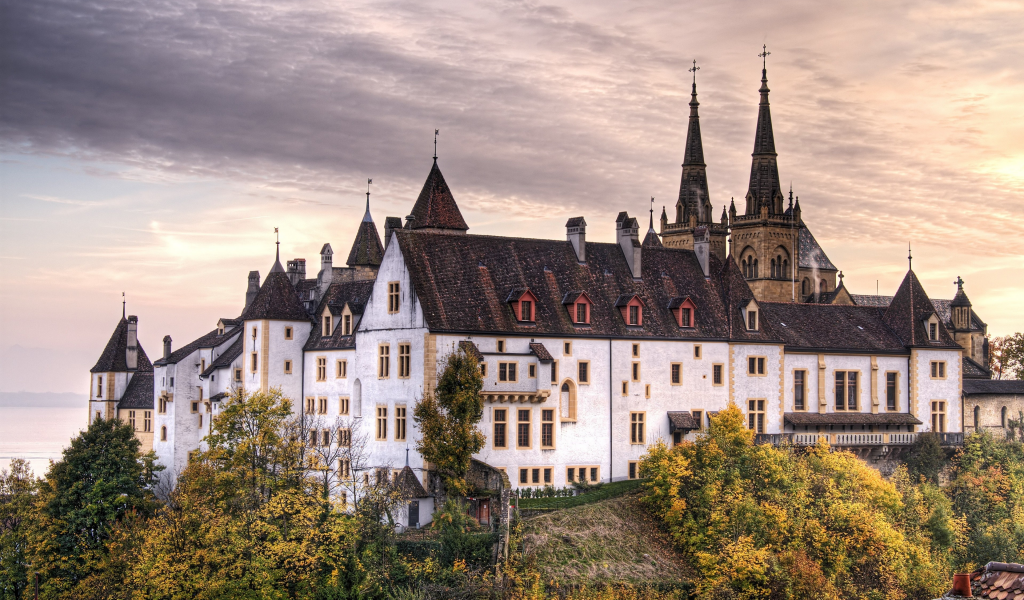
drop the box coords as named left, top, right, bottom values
left=930, top=361, right=946, bottom=379
left=541, top=409, right=555, bottom=449
left=578, top=361, right=590, bottom=384
left=931, top=400, right=946, bottom=432
left=378, top=344, right=390, bottom=378
left=886, top=372, right=898, bottom=411
left=336, top=359, right=347, bottom=378
left=747, top=356, right=766, bottom=376
left=339, top=396, right=350, bottom=416
left=316, top=357, right=326, bottom=381
left=747, top=399, right=765, bottom=433
left=395, top=405, right=407, bottom=442
left=376, top=405, right=388, bottom=440
left=388, top=282, right=400, bottom=314
left=630, top=412, right=645, bottom=444
left=498, top=362, right=518, bottom=382
left=794, top=370, right=807, bottom=411
left=517, top=408, right=531, bottom=448
left=713, top=364, right=724, bottom=386
left=398, top=344, right=411, bottom=378
left=834, top=371, right=859, bottom=411
left=671, top=363, right=682, bottom=385
left=493, top=408, right=507, bottom=449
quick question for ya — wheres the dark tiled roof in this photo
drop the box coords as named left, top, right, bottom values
left=963, top=379, right=1024, bottom=395
left=210, top=392, right=228, bottom=402
left=678, top=83, right=714, bottom=225
left=240, top=271, right=310, bottom=322
left=932, top=299, right=987, bottom=332
left=201, top=335, right=243, bottom=377
left=797, top=226, right=837, bottom=271
left=347, top=219, right=384, bottom=267
left=408, top=161, right=468, bottom=231
left=394, top=230, right=774, bottom=342
left=154, top=328, right=237, bottom=367
left=303, top=280, right=375, bottom=351
left=760, top=302, right=906, bottom=353
left=784, top=412, right=922, bottom=426
left=667, top=411, right=698, bottom=431
left=963, top=356, right=992, bottom=380
left=117, top=372, right=154, bottom=409
left=529, top=343, right=553, bottom=362
left=883, top=270, right=961, bottom=349
left=851, top=294, right=893, bottom=307
left=642, top=227, right=663, bottom=247
left=715, top=255, right=780, bottom=342
left=90, top=318, right=154, bottom=373
left=971, top=562, right=1024, bottom=599
left=565, top=217, right=586, bottom=228
left=395, top=465, right=429, bottom=498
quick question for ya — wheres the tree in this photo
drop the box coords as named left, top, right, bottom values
left=0, top=459, right=34, bottom=600
left=1000, top=333, right=1024, bottom=380
left=905, top=432, right=947, bottom=484
left=28, top=416, right=160, bottom=597
left=414, top=347, right=485, bottom=496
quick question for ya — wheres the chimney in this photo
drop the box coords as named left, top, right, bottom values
left=286, top=259, right=306, bottom=286
left=615, top=212, right=642, bottom=279
left=245, top=271, right=260, bottom=309
left=319, top=244, right=333, bottom=293
left=405, top=215, right=415, bottom=229
left=126, top=315, right=139, bottom=371
left=384, top=217, right=403, bottom=249
left=163, top=335, right=172, bottom=360
left=694, top=226, right=710, bottom=278
left=566, top=217, right=587, bottom=263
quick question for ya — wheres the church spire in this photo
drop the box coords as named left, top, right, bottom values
left=745, top=46, right=784, bottom=215
left=676, top=60, right=712, bottom=225
left=270, top=228, right=284, bottom=273
left=347, top=179, right=384, bottom=267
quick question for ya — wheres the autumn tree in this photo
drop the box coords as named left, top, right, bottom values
left=414, top=347, right=485, bottom=496
left=0, top=459, right=34, bottom=600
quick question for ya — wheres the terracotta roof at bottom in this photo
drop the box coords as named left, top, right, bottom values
left=971, top=562, right=1024, bottom=599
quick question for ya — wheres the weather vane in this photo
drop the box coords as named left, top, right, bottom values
left=759, top=44, right=770, bottom=69
left=122, top=292, right=126, bottom=318
left=433, top=129, right=439, bottom=160
left=689, top=60, right=699, bottom=84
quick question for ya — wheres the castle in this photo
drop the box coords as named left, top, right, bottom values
left=88, top=61, right=993, bottom=527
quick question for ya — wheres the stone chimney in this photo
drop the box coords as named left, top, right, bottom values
left=384, top=217, right=403, bottom=249
left=126, top=315, right=139, bottom=371
left=566, top=217, right=587, bottom=263
left=245, top=271, right=260, bottom=309
left=615, top=212, right=641, bottom=279
left=694, top=226, right=710, bottom=278
left=162, top=335, right=172, bottom=360
left=286, top=259, right=306, bottom=286
left=319, top=244, right=333, bottom=293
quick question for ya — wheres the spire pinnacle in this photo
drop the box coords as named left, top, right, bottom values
left=364, top=178, right=373, bottom=223
left=433, top=129, right=439, bottom=162
left=122, top=292, right=126, bottom=319
left=271, top=227, right=284, bottom=273
left=908, top=242, right=912, bottom=270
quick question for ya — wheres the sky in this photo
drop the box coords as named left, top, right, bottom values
left=1, top=0, right=1023, bottom=394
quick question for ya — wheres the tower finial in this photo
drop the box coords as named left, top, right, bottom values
left=759, top=44, right=770, bottom=71
left=122, top=292, right=126, bottom=319
left=788, top=183, right=793, bottom=208
left=908, top=242, right=912, bottom=270
left=433, top=129, right=439, bottom=162
left=275, top=227, right=280, bottom=262
left=364, top=178, right=373, bottom=221
left=955, top=275, right=964, bottom=291
left=689, top=59, right=700, bottom=85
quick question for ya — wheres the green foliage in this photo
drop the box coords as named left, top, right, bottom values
left=516, top=479, right=643, bottom=509
left=413, top=347, right=485, bottom=496
left=432, top=499, right=494, bottom=569
left=0, top=459, right=34, bottom=600
left=639, top=402, right=953, bottom=600
left=28, top=415, right=160, bottom=598
left=905, top=432, right=947, bottom=484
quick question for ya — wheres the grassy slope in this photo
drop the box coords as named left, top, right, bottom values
left=521, top=491, right=692, bottom=586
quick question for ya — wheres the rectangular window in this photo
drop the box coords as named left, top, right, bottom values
left=578, top=361, right=590, bottom=384
left=931, top=400, right=946, bottom=432
left=713, top=364, right=724, bottom=386
left=886, top=372, right=898, bottom=411
left=96, top=376, right=103, bottom=398
left=493, top=408, right=507, bottom=449
left=497, top=339, right=506, bottom=353
left=528, top=364, right=536, bottom=378
left=563, top=341, right=572, bottom=356
left=376, top=406, right=388, bottom=440
left=284, top=360, right=293, bottom=374
left=631, top=362, right=640, bottom=382
left=747, top=310, right=758, bottom=331
left=520, top=300, right=532, bottom=321
left=234, top=368, right=242, bottom=382
left=576, top=303, right=588, bottom=324
left=201, top=358, right=206, bottom=372
left=929, top=322, right=937, bottom=341
left=747, top=399, right=765, bottom=433
left=517, top=409, right=531, bottom=448
left=339, top=396, right=350, bottom=415
left=339, top=458, right=351, bottom=479
left=284, top=326, right=293, bottom=340
left=622, top=381, right=629, bottom=396
left=498, top=362, right=518, bottom=382
left=630, top=412, right=645, bottom=444
left=671, top=363, right=682, bottom=385
left=318, top=397, right=327, bottom=414
left=692, top=409, right=704, bottom=431
left=128, top=410, right=137, bottom=431
left=388, top=282, right=400, bottom=314
left=323, top=315, right=332, bottom=337
left=519, top=468, right=528, bottom=485
left=343, top=314, right=352, bottom=335
left=694, top=344, right=702, bottom=359
left=747, top=356, right=766, bottom=375
left=398, top=344, right=411, bottom=378
left=480, top=362, right=488, bottom=377
left=550, top=360, right=558, bottom=384
left=930, top=361, right=946, bottom=379
left=567, top=467, right=575, bottom=483
left=378, top=345, right=390, bottom=378
left=305, top=397, right=315, bottom=414
left=794, top=370, right=806, bottom=411
left=251, top=352, right=258, bottom=372
left=629, top=305, right=639, bottom=325
left=338, top=428, right=351, bottom=448
left=541, top=409, right=554, bottom=448
left=632, top=343, right=639, bottom=357
left=628, top=461, right=638, bottom=480
left=316, top=357, right=326, bottom=381
left=198, top=414, right=203, bottom=428
left=336, top=359, right=347, bottom=378
left=395, top=405, right=407, bottom=441
left=835, top=371, right=859, bottom=411
left=645, top=384, right=651, bottom=399
left=567, top=466, right=600, bottom=483
left=681, top=307, right=692, bottom=328
left=158, top=396, right=167, bottom=414
left=192, top=401, right=199, bottom=414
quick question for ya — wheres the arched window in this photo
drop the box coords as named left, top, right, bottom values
left=974, top=406, right=980, bottom=431
left=753, top=259, right=759, bottom=278
left=802, top=278, right=810, bottom=296
left=770, top=258, right=777, bottom=279
left=782, top=259, right=789, bottom=279
left=560, top=380, right=577, bottom=421
left=819, top=279, right=827, bottom=293
left=160, top=425, right=167, bottom=441
left=1002, top=406, right=1008, bottom=428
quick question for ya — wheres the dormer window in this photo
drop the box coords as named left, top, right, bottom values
left=323, top=315, right=332, bottom=336
left=615, top=295, right=645, bottom=327
left=520, top=300, right=533, bottom=321
left=508, top=289, right=539, bottom=323
left=743, top=299, right=759, bottom=331
left=343, top=314, right=352, bottom=335
left=563, top=291, right=593, bottom=325
left=669, top=297, right=696, bottom=328
left=924, top=313, right=940, bottom=342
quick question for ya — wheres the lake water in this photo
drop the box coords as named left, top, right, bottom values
left=0, top=406, right=88, bottom=476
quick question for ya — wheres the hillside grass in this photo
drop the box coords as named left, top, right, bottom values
left=521, top=490, right=692, bottom=587
left=517, top=479, right=643, bottom=510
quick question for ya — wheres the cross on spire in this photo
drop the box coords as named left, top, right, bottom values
left=759, top=44, right=770, bottom=70
left=689, top=59, right=700, bottom=84
left=433, top=129, right=439, bottom=161
left=955, top=275, right=965, bottom=290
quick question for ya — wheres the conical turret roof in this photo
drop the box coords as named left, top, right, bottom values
left=745, top=66, right=783, bottom=214
left=347, top=196, right=384, bottom=267
left=408, top=161, right=468, bottom=231
left=677, top=79, right=712, bottom=224
left=883, top=270, right=958, bottom=347
left=90, top=317, right=153, bottom=373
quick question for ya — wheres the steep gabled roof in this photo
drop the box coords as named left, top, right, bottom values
left=883, top=270, right=960, bottom=348
left=117, top=372, right=154, bottom=409
left=303, top=280, right=375, bottom=351
left=797, top=226, right=837, bottom=271
left=715, top=254, right=779, bottom=342
left=395, top=465, right=429, bottom=499
left=408, top=161, right=468, bottom=231
left=154, top=328, right=239, bottom=367
left=201, top=335, right=243, bottom=378
left=347, top=202, right=384, bottom=267
left=963, top=356, right=992, bottom=379
left=90, top=317, right=153, bottom=373
left=241, top=271, right=309, bottom=322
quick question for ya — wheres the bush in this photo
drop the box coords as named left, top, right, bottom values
left=906, top=432, right=946, bottom=483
